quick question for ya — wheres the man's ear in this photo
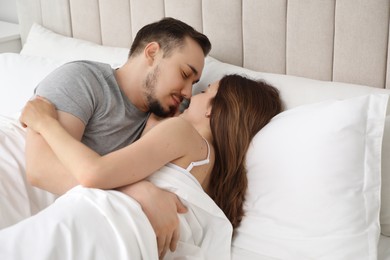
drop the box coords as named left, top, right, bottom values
left=144, top=42, right=160, bottom=65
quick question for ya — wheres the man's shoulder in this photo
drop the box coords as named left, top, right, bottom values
left=49, top=60, right=114, bottom=84
left=61, top=60, right=112, bottom=72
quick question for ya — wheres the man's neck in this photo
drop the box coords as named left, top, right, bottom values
left=115, top=59, right=149, bottom=112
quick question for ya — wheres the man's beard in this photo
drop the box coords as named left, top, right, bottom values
left=144, top=66, right=176, bottom=117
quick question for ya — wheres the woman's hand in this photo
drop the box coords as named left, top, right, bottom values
left=19, top=96, right=58, bottom=132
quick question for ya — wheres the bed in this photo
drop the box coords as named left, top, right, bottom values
left=0, top=0, right=390, bottom=259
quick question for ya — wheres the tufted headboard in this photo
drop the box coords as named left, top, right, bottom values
left=16, top=0, right=390, bottom=89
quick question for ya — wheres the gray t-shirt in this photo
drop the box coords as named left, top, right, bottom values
left=35, top=60, right=149, bottom=155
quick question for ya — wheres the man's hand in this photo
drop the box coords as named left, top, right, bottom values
left=117, top=181, right=187, bottom=258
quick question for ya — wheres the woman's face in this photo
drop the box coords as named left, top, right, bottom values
left=181, top=80, right=219, bottom=122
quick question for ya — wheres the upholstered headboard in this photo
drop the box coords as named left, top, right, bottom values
left=16, top=0, right=390, bottom=89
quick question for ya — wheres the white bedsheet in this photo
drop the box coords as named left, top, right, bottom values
left=0, top=115, right=232, bottom=259
left=0, top=176, right=232, bottom=260
left=0, top=114, right=58, bottom=229
left=0, top=186, right=157, bottom=259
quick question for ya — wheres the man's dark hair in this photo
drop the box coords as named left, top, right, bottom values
left=129, top=17, right=211, bottom=58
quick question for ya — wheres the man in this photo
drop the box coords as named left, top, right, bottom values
left=25, top=17, right=211, bottom=258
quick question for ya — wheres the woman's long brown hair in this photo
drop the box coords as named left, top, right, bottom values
left=208, top=74, right=282, bottom=230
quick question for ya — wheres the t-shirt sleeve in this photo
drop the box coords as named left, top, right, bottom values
left=35, top=62, right=100, bottom=125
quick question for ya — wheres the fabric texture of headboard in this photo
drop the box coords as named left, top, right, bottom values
left=16, top=0, right=390, bottom=89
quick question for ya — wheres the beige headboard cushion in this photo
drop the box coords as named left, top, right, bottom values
left=16, top=0, right=390, bottom=89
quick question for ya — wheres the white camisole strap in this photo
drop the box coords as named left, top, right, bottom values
left=185, top=137, right=211, bottom=172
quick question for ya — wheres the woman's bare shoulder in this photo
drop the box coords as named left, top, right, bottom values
left=144, top=116, right=196, bottom=140
left=139, top=117, right=199, bottom=162
left=159, top=117, right=195, bottom=134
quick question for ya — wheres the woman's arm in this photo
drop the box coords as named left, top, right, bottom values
left=141, top=113, right=165, bottom=137
left=25, top=111, right=85, bottom=195
left=20, top=99, right=187, bottom=257
left=20, top=96, right=191, bottom=189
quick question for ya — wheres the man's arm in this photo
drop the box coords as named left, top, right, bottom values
left=25, top=111, right=85, bottom=195
left=117, top=181, right=187, bottom=258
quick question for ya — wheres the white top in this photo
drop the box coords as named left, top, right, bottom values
left=166, top=137, right=211, bottom=179
left=0, top=21, right=20, bottom=43
left=185, top=138, right=211, bottom=172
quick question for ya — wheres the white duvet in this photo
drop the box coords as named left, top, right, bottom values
left=0, top=115, right=232, bottom=260
left=0, top=114, right=58, bottom=229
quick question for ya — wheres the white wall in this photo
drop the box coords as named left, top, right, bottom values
left=0, top=0, right=18, bottom=23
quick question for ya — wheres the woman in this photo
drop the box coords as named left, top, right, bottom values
left=11, top=74, right=282, bottom=259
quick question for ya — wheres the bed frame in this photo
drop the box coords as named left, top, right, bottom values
left=6, top=1, right=390, bottom=258
left=16, top=0, right=390, bottom=89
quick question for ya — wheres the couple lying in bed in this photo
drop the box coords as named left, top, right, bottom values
left=0, top=17, right=282, bottom=259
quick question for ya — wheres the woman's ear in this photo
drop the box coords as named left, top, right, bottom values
left=205, top=107, right=212, bottom=118
left=144, top=42, right=160, bottom=65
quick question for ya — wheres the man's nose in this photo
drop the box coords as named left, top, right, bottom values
left=181, top=82, right=193, bottom=99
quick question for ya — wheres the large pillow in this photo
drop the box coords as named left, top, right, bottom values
left=195, top=56, right=390, bottom=237
left=234, top=94, right=387, bottom=259
left=0, top=53, right=63, bottom=116
left=20, top=23, right=129, bottom=67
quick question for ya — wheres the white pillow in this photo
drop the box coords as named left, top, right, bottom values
left=0, top=53, right=64, bottom=116
left=196, top=57, right=390, bottom=108
left=1, top=22, right=131, bottom=117
left=20, top=23, right=129, bottom=67
left=382, top=116, right=390, bottom=234
left=196, top=56, right=390, bottom=237
left=235, top=94, right=388, bottom=259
